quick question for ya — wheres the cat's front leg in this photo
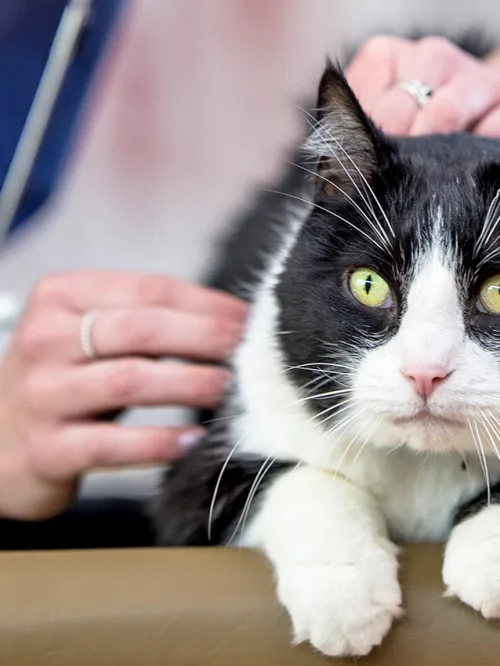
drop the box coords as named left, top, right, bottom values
left=243, top=466, right=403, bottom=657
left=443, top=504, right=500, bottom=618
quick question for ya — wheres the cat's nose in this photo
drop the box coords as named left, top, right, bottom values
left=402, top=365, right=451, bottom=399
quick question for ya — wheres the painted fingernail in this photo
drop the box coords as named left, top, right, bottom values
left=225, top=373, right=236, bottom=393
left=179, top=429, right=206, bottom=450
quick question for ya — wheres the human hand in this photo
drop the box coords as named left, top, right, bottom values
left=346, top=35, right=500, bottom=137
left=0, top=270, right=247, bottom=520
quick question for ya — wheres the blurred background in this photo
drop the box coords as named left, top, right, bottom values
left=0, top=0, right=498, bottom=504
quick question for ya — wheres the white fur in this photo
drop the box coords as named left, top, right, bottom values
left=231, top=212, right=500, bottom=656
left=443, top=505, right=500, bottom=619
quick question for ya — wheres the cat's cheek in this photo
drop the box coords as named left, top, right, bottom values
left=443, top=505, right=500, bottom=619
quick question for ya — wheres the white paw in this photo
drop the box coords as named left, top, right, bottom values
left=276, top=542, right=402, bottom=657
left=444, top=506, right=500, bottom=619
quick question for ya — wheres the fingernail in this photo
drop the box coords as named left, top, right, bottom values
left=224, top=373, right=236, bottom=393
left=179, top=429, right=205, bottom=450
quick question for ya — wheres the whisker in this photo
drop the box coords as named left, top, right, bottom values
left=299, top=107, right=395, bottom=241
left=346, top=416, right=381, bottom=478
left=470, top=420, right=491, bottom=505
left=264, top=188, right=387, bottom=254
left=291, top=387, right=355, bottom=406
left=314, top=398, right=355, bottom=429
left=325, top=411, right=369, bottom=478
left=226, top=456, right=277, bottom=546
left=286, top=159, right=392, bottom=250
left=481, top=411, right=500, bottom=462
left=208, top=434, right=245, bottom=541
left=474, top=188, right=500, bottom=257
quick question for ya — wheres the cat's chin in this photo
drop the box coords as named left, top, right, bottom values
left=364, top=409, right=471, bottom=453
left=391, top=409, right=464, bottom=430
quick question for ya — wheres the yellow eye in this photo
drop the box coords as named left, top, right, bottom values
left=479, top=274, right=500, bottom=314
left=349, top=268, right=391, bottom=308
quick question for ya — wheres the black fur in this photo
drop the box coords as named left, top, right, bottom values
left=151, top=420, right=291, bottom=546
left=453, top=482, right=500, bottom=525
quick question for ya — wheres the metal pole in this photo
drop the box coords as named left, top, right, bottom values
left=0, top=0, right=93, bottom=243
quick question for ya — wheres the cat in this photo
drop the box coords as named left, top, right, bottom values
left=151, top=64, right=500, bottom=657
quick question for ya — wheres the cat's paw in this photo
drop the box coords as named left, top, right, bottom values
left=276, top=543, right=402, bottom=657
left=443, top=506, right=500, bottom=619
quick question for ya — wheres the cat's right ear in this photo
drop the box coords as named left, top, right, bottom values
left=304, top=63, right=385, bottom=195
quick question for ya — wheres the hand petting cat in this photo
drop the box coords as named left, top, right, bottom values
left=0, top=271, right=246, bottom=520
left=347, top=35, right=500, bottom=137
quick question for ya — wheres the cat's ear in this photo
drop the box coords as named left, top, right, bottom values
left=304, top=63, right=385, bottom=195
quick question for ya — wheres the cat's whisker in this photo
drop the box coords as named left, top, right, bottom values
left=285, top=361, right=355, bottom=372
left=202, top=412, right=244, bottom=426
left=291, top=388, right=355, bottom=407
left=325, top=406, right=363, bottom=439
left=481, top=411, right=500, bottom=463
left=301, top=373, right=340, bottom=392
left=476, top=243, right=500, bottom=271
left=346, top=416, right=381, bottom=479
left=299, top=107, right=395, bottom=242
left=314, top=398, right=356, bottom=429
left=299, top=110, right=378, bottom=224
left=208, top=434, right=246, bottom=541
left=287, top=159, right=392, bottom=251
left=322, top=411, right=370, bottom=480
left=264, top=188, right=387, bottom=254
left=474, top=189, right=500, bottom=257
left=227, top=455, right=278, bottom=547
left=469, top=420, right=491, bottom=506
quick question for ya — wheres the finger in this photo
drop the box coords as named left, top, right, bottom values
left=411, top=71, right=500, bottom=136
left=57, top=424, right=206, bottom=475
left=371, top=38, right=458, bottom=136
left=28, top=360, right=231, bottom=416
left=346, top=36, right=411, bottom=114
left=473, top=106, right=500, bottom=138
left=369, top=87, right=419, bottom=135
left=70, top=307, right=244, bottom=362
left=30, top=271, right=248, bottom=321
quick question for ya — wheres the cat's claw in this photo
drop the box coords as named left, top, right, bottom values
left=276, top=545, right=403, bottom=657
left=443, top=506, right=500, bottom=619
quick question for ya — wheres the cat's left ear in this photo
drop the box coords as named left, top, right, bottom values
left=304, top=63, right=387, bottom=195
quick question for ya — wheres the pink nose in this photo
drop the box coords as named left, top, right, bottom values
left=403, top=365, right=451, bottom=399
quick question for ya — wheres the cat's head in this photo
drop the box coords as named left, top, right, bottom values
left=276, top=64, right=500, bottom=455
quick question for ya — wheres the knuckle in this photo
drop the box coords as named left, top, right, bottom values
left=211, top=319, right=241, bottom=357
left=106, top=360, right=144, bottom=403
left=135, top=275, right=173, bottom=305
left=358, top=35, right=397, bottom=62
left=30, top=274, right=66, bottom=306
left=429, top=99, right=462, bottom=131
left=122, top=314, right=159, bottom=350
left=17, top=321, right=52, bottom=360
left=418, top=35, right=459, bottom=66
left=191, top=368, right=227, bottom=405
left=22, top=371, right=46, bottom=411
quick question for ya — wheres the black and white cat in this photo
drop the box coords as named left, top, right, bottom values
left=152, top=65, right=500, bottom=657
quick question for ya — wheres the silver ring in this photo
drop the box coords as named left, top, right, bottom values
left=80, top=310, right=98, bottom=360
left=396, top=79, right=434, bottom=108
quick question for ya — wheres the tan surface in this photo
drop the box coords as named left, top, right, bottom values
left=0, top=545, right=498, bottom=665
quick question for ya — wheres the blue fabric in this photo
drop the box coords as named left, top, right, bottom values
left=0, top=0, right=126, bottom=237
